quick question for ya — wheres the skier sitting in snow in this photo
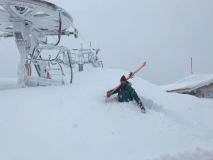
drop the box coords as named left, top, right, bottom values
left=107, top=75, right=145, bottom=111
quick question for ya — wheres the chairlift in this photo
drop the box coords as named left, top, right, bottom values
left=0, top=0, right=78, bottom=87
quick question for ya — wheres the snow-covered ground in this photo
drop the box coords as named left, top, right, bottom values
left=0, top=68, right=213, bottom=160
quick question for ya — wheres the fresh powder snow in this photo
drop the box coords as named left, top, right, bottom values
left=0, top=68, right=213, bottom=160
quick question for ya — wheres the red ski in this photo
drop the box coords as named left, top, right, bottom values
left=106, top=61, right=147, bottom=98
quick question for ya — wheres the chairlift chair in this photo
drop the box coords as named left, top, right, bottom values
left=0, top=0, right=78, bottom=87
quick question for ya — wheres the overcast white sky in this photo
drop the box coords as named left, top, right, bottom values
left=0, top=0, right=213, bottom=84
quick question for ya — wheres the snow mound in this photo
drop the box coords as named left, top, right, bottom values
left=0, top=68, right=213, bottom=160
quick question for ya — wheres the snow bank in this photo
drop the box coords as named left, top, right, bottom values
left=0, top=68, right=213, bottom=160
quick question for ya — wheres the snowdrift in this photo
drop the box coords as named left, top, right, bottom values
left=0, top=68, right=213, bottom=160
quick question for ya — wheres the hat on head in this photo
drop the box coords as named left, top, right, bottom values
left=120, top=75, right=127, bottom=82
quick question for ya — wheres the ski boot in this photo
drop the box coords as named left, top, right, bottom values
left=139, top=102, right=146, bottom=113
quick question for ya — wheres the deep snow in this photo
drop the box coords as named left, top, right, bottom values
left=0, top=68, right=213, bottom=160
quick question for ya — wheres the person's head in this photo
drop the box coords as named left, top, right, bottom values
left=120, top=75, right=127, bottom=85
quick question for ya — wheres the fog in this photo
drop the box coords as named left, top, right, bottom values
left=0, top=0, right=213, bottom=84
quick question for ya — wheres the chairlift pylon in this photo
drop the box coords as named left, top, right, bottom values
left=0, top=0, right=78, bottom=87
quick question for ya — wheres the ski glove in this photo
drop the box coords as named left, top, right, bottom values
left=106, top=90, right=112, bottom=98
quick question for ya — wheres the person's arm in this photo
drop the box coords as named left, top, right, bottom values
left=107, top=85, right=121, bottom=97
